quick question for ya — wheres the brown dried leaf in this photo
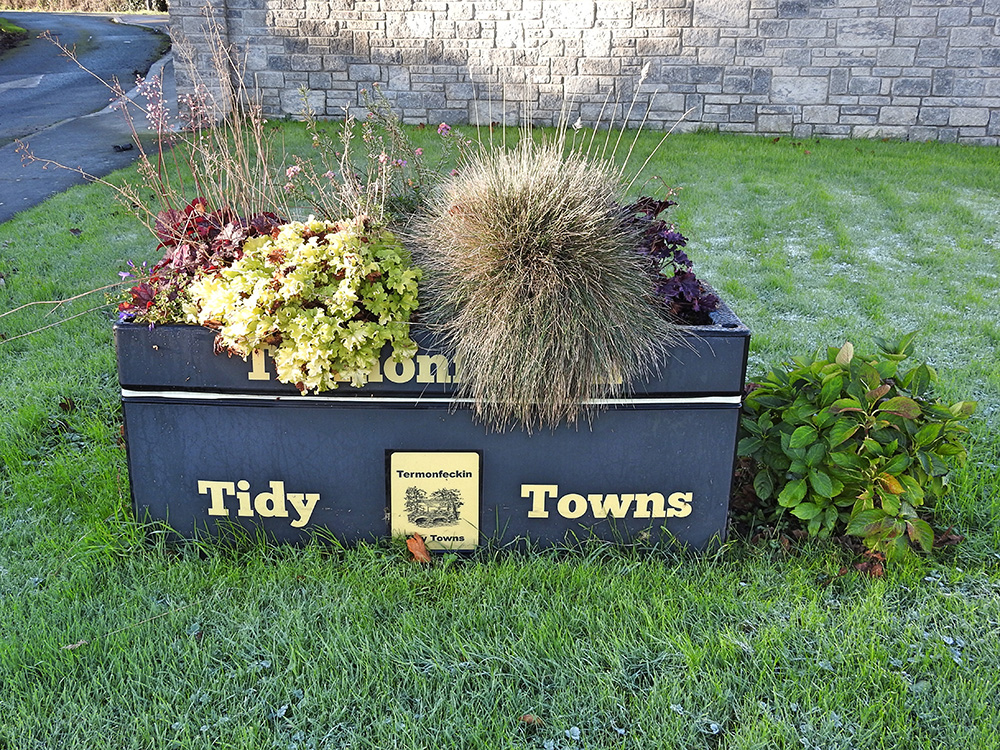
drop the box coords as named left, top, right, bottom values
left=62, top=640, right=90, bottom=651
left=406, top=533, right=431, bottom=564
left=933, top=526, right=965, bottom=548
left=519, top=714, right=544, bottom=727
left=58, top=396, right=76, bottom=412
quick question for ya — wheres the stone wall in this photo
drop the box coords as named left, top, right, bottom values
left=170, top=0, right=1000, bottom=144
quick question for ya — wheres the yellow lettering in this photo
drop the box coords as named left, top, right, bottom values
left=416, top=354, right=452, bottom=384
left=287, top=492, right=320, bottom=528
left=247, top=348, right=272, bottom=381
left=198, top=480, right=235, bottom=517
left=522, top=484, right=558, bottom=519
left=634, top=493, right=666, bottom=519
left=236, top=479, right=253, bottom=517
left=667, top=492, right=693, bottom=518
left=587, top=493, right=635, bottom=519
left=557, top=493, right=588, bottom=519
left=384, top=357, right=416, bottom=384
left=254, top=481, right=288, bottom=518
left=366, top=359, right=384, bottom=383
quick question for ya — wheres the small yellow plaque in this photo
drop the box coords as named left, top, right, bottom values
left=389, top=451, right=481, bottom=550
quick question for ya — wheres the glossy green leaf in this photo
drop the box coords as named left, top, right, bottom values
left=906, top=518, right=935, bottom=554
left=791, top=502, right=822, bottom=520
left=847, top=508, right=890, bottom=535
left=789, top=424, right=819, bottom=449
left=778, top=478, right=807, bottom=508
left=827, top=420, right=860, bottom=448
left=878, top=396, right=921, bottom=420
left=753, top=469, right=775, bottom=501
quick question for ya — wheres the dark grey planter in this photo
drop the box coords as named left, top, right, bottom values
left=115, top=303, right=749, bottom=550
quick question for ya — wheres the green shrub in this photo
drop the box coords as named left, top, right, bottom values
left=738, top=333, right=976, bottom=559
left=410, top=137, right=682, bottom=432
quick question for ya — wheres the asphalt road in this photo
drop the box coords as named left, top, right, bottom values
left=0, top=12, right=169, bottom=223
left=0, top=12, right=168, bottom=147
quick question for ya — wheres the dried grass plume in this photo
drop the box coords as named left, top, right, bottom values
left=411, top=137, right=683, bottom=432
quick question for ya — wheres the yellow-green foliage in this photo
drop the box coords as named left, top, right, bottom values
left=186, top=217, right=420, bottom=393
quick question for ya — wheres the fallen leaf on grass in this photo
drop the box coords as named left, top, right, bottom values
left=62, top=640, right=90, bottom=651
left=406, top=533, right=431, bottom=563
left=854, top=560, right=885, bottom=578
left=933, top=526, right=964, bottom=548
left=519, top=714, right=544, bottom=727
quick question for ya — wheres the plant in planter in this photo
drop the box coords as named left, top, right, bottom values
left=409, top=137, right=695, bottom=432
left=184, top=216, right=420, bottom=393
left=738, top=334, right=976, bottom=559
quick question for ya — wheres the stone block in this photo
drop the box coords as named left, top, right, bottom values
left=758, top=19, right=789, bottom=37
left=682, top=27, right=720, bottom=46
left=582, top=29, right=611, bottom=55
left=730, top=103, right=757, bottom=121
left=783, top=49, right=812, bottom=66
left=386, top=11, right=434, bottom=38
left=853, top=124, right=908, bottom=140
left=738, top=39, right=767, bottom=60
left=879, top=106, right=917, bottom=125
left=348, top=63, right=383, bottom=82
left=596, top=1, right=631, bottom=20
left=877, top=0, right=908, bottom=14
left=948, top=48, right=982, bottom=67
left=771, top=75, right=829, bottom=104
left=578, top=57, right=620, bottom=75
left=877, top=47, right=915, bottom=67
left=788, top=19, right=830, bottom=38
left=847, top=76, right=881, bottom=95
left=693, top=0, right=750, bottom=27
left=633, top=9, right=662, bottom=27
left=700, top=45, right=737, bottom=65
left=291, top=53, right=323, bottom=71
left=918, top=107, right=950, bottom=126
left=895, top=17, right=936, bottom=38
left=950, top=108, right=990, bottom=126
left=776, top=0, right=809, bottom=18
left=908, top=126, right=940, bottom=142
left=542, top=0, right=595, bottom=29
left=802, top=104, right=839, bottom=123
left=751, top=68, right=773, bottom=94
left=829, top=68, right=849, bottom=95
left=891, top=78, right=931, bottom=97
left=937, top=7, right=971, bottom=26
left=949, top=26, right=992, bottom=47
left=989, top=110, right=1000, bottom=136
left=931, top=69, right=954, bottom=96
left=724, top=75, right=752, bottom=93
left=837, top=19, right=894, bottom=47
left=445, top=81, right=475, bottom=101
left=758, top=113, right=793, bottom=132
left=308, top=71, right=333, bottom=88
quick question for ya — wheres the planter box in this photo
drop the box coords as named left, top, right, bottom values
left=115, top=305, right=749, bottom=550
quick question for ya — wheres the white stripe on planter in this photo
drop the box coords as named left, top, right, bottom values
left=120, top=389, right=743, bottom=407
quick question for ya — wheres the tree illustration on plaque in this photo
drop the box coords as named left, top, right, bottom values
left=404, top=486, right=464, bottom=527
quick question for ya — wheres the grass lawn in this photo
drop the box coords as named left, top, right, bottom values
left=1, top=128, right=998, bottom=749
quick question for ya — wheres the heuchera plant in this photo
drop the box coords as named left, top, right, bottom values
left=626, top=195, right=720, bottom=324
left=738, top=334, right=976, bottom=559
left=184, top=216, right=421, bottom=394
left=118, top=199, right=283, bottom=325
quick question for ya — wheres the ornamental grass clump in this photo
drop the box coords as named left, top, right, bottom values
left=185, top=217, right=420, bottom=393
left=411, top=138, right=683, bottom=432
